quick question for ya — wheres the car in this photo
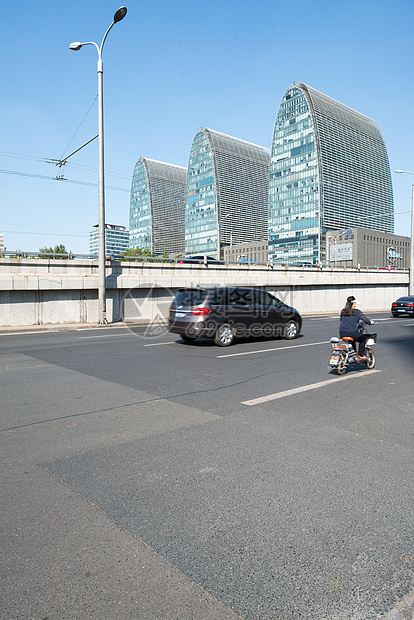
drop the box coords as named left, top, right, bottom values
left=176, top=255, right=225, bottom=265
left=391, top=295, right=414, bottom=317
left=168, top=286, right=302, bottom=346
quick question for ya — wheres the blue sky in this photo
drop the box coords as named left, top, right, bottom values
left=1, top=0, right=413, bottom=253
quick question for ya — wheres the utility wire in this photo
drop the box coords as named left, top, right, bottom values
left=0, top=221, right=89, bottom=234
left=0, top=150, right=45, bottom=163
left=0, top=151, right=132, bottom=180
left=59, top=96, right=98, bottom=161
left=0, top=168, right=129, bottom=192
left=1, top=229, right=88, bottom=238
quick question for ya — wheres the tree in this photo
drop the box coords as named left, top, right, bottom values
left=116, top=248, right=173, bottom=263
left=38, top=244, right=70, bottom=259
left=117, top=247, right=152, bottom=262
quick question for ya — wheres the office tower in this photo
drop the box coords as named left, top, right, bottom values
left=89, top=224, right=129, bottom=257
left=268, top=82, right=394, bottom=265
left=129, top=157, right=187, bottom=255
left=185, top=128, right=270, bottom=257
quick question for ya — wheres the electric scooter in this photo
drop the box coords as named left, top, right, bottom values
left=328, top=322, right=377, bottom=375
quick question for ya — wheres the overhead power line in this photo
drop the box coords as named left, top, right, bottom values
left=0, top=150, right=132, bottom=180
left=0, top=168, right=129, bottom=192
left=2, top=229, right=88, bottom=238
left=48, top=135, right=99, bottom=168
left=59, top=96, right=98, bottom=161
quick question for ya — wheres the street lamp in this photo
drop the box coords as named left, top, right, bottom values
left=70, top=6, right=127, bottom=324
left=326, top=232, right=337, bottom=266
left=394, top=170, right=414, bottom=295
left=214, top=211, right=234, bottom=260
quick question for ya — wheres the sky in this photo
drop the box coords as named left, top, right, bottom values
left=1, top=0, right=414, bottom=254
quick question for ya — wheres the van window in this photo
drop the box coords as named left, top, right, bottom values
left=228, top=289, right=254, bottom=306
left=174, top=289, right=208, bottom=307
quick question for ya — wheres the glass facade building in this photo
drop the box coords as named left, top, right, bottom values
left=89, top=224, right=129, bottom=257
left=129, top=157, right=187, bottom=255
left=268, top=83, right=394, bottom=265
left=185, top=128, right=270, bottom=257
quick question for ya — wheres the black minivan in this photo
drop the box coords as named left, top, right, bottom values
left=168, top=287, right=302, bottom=346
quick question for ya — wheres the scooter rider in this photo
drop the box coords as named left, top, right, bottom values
left=339, top=296, right=374, bottom=359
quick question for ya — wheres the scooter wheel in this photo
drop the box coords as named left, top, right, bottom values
left=365, top=349, right=376, bottom=369
left=336, top=353, right=347, bottom=375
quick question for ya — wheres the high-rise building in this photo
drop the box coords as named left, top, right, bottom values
left=89, top=224, right=129, bottom=257
left=129, top=157, right=187, bottom=255
left=268, top=83, right=394, bottom=265
left=0, top=233, right=4, bottom=253
left=185, top=128, right=270, bottom=258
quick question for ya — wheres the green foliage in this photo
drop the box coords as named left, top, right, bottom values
left=117, top=247, right=152, bottom=262
left=38, top=244, right=70, bottom=259
left=120, top=247, right=152, bottom=257
left=116, top=248, right=173, bottom=263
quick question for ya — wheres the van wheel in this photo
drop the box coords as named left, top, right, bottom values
left=283, top=320, right=298, bottom=340
left=214, top=324, right=235, bottom=346
left=180, top=334, right=197, bottom=343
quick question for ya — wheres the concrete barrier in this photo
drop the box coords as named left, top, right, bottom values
left=0, top=258, right=409, bottom=327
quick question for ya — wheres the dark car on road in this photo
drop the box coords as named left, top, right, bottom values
left=177, top=255, right=225, bottom=265
left=168, top=287, right=302, bottom=346
left=391, top=295, right=414, bottom=317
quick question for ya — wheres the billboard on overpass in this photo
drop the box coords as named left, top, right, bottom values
left=330, top=242, right=353, bottom=262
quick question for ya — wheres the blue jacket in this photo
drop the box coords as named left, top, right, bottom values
left=339, top=309, right=370, bottom=339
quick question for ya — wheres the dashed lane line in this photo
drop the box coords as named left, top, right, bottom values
left=79, top=333, right=132, bottom=339
left=217, top=340, right=327, bottom=358
left=242, top=369, right=382, bottom=406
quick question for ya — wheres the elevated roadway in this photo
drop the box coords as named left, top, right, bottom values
left=0, top=257, right=409, bottom=326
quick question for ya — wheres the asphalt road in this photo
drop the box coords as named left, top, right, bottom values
left=1, top=313, right=413, bottom=619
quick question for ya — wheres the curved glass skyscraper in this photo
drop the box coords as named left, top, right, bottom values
left=268, top=83, right=394, bottom=265
left=185, top=128, right=270, bottom=257
left=129, top=157, right=187, bottom=255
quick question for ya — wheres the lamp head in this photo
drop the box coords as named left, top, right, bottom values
left=394, top=170, right=405, bottom=174
left=114, top=6, right=127, bottom=22
left=69, top=42, right=83, bottom=51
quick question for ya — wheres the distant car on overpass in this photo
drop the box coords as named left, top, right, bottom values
left=176, top=255, right=225, bottom=265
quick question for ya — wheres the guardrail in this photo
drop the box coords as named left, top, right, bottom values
left=0, top=250, right=96, bottom=260
left=0, top=250, right=409, bottom=271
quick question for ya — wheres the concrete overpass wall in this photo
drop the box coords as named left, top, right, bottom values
left=0, top=258, right=409, bottom=326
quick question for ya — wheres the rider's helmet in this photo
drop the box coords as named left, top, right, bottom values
left=347, top=296, right=360, bottom=305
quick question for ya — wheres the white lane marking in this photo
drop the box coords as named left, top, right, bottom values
left=76, top=326, right=131, bottom=332
left=0, top=330, right=60, bottom=336
left=79, top=333, right=132, bottom=339
left=217, top=340, right=327, bottom=359
left=309, top=316, right=391, bottom=322
left=242, top=369, right=382, bottom=406
left=144, top=341, right=175, bottom=347
left=309, top=316, right=340, bottom=320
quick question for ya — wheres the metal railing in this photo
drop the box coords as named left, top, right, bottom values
left=0, top=250, right=96, bottom=260
left=0, top=250, right=408, bottom=271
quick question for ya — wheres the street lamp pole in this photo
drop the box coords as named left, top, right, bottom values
left=219, top=212, right=231, bottom=261
left=328, top=234, right=335, bottom=266
left=395, top=170, right=414, bottom=296
left=70, top=7, right=127, bottom=324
